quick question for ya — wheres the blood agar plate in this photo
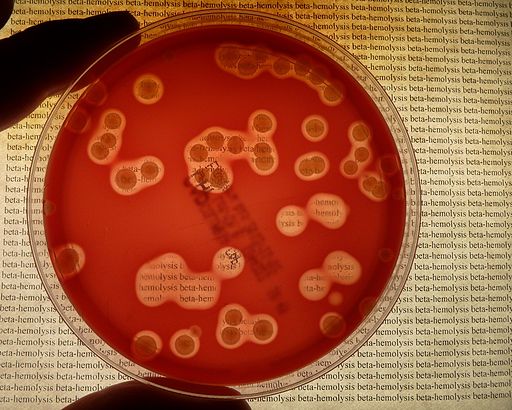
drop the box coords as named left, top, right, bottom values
left=28, top=10, right=420, bottom=399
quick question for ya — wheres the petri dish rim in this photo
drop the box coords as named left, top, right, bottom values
left=27, top=9, right=421, bottom=400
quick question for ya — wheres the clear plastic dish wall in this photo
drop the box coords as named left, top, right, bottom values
left=28, top=10, right=420, bottom=399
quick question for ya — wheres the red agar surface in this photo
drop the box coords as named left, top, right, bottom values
left=44, top=25, right=406, bottom=386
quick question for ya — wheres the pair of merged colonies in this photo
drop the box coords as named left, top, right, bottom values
left=299, top=251, right=361, bottom=302
left=185, top=109, right=278, bottom=192
left=276, top=193, right=348, bottom=237
left=43, top=24, right=406, bottom=387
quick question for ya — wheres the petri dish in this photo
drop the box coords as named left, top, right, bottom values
left=28, top=10, right=420, bottom=399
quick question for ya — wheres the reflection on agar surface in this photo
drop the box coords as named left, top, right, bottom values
left=42, top=24, right=407, bottom=386
left=131, top=330, right=162, bottom=361
left=170, top=328, right=201, bottom=359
